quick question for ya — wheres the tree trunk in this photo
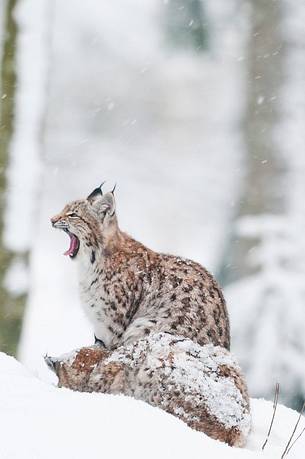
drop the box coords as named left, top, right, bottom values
left=0, top=0, right=25, bottom=355
left=220, top=0, right=286, bottom=285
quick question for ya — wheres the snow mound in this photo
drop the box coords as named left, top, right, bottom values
left=0, top=353, right=304, bottom=458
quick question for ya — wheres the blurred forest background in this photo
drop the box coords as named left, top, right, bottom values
left=0, top=0, right=305, bottom=410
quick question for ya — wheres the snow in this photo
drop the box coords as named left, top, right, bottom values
left=0, top=351, right=304, bottom=458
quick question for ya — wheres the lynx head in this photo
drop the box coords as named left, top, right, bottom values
left=50, top=184, right=117, bottom=259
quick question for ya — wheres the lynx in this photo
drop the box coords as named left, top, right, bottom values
left=51, top=185, right=230, bottom=351
left=45, top=333, right=251, bottom=447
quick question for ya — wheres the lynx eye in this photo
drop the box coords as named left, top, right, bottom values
left=68, top=212, right=78, bottom=218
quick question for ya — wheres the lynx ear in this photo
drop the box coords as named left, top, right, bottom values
left=91, top=192, right=116, bottom=217
left=87, top=182, right=105, bottom=203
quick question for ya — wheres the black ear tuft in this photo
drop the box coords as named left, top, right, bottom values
left=87, top=187, right=102, bottom=202
left=87, top=182, right=105, bottom=202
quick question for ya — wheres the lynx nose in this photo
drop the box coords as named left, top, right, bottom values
left=51, top=215, right=60, bottom=227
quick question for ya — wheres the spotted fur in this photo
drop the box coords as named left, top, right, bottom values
left=51, top=189, right=230, bottom=350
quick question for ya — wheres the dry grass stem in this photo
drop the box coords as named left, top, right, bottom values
left=262, top=382, right=280, bottom=450
left=281, top=400, right=305, bottom=458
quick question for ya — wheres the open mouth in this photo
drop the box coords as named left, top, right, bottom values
left=63, top=229, right=80, bottom=259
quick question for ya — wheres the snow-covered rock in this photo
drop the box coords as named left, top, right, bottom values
left=0, top=352, right=303, bottom=458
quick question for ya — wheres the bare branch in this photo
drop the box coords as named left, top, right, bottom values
left=262, top=382, right=280, bottom=450
left=281, top=401, right=305, bottom=458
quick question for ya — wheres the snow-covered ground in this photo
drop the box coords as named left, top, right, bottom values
left=0, top=351, right=304, bottom=459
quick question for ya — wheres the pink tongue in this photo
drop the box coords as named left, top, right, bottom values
left=64, top=234, right=78, bottom=256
